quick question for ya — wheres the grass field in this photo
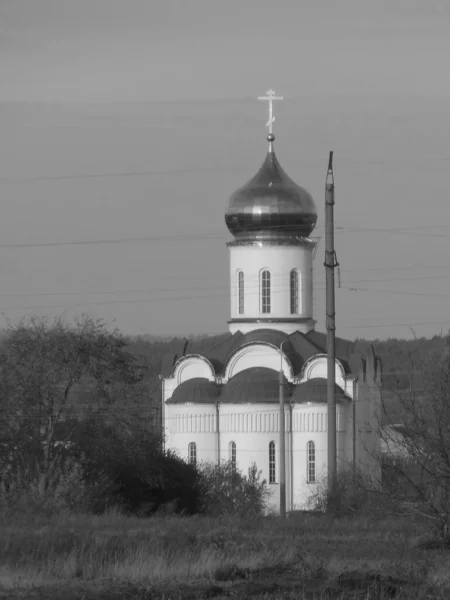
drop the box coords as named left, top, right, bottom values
left=0, top=508, right=449, bottom=599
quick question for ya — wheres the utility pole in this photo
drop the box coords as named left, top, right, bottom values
left=279, top=341, right=286, bottom=518
left=325, top=151, right=338, bottom=501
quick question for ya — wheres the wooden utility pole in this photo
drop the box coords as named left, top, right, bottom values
left=279, top=342, right=286, bottom=518
left=325, top=151, right=338, bottom=499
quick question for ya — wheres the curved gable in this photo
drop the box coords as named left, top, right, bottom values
left=224, top=342, right=295, bottom=382
left=172, top=354, right=216, bottom=385
left=299, top=354, right=350, bottom=395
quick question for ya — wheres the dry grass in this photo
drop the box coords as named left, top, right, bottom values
left=0, top=508, right=449, bottom=599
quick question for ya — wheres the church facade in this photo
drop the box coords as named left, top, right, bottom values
left=160, top=95, right=382, bottom=512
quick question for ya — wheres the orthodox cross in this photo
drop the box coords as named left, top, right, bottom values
left=258, top=89, right=283, bottom=135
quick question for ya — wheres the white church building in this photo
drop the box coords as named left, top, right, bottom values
left=160, top=93, right=382, bottom=512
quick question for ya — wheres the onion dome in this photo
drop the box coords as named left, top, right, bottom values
left=225, top=134, right=317, bottom=243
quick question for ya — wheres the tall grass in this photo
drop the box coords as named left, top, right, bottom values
left=0, top=508, right=448, bottom=599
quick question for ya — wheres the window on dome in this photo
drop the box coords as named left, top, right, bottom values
left=269, top=441, right=276, bottom=483
left=237, top=271, right=244, bottom=314
left=307, top=441, right=315, bottom=483
left=261, top=270, right=271, bottom=314
left=229, top=441, right=236, bottom=473
left=290, top=269, right=299, bottom=314
left=188, top=442, right=197, bottom=466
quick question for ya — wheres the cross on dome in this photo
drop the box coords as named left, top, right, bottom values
left=258, top=89, right=283, bottom=137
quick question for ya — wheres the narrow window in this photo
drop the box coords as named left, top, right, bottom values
left=229, top=441, right=236, bottom=473
left=238, top=271, right=244, bottom=314
left=307, top=441, right=315, bottom=483
left=290, top=269, right=299, bottom=314
left=188, top=442, right=197, bottom=466
left=261, top=270, right=271, bottom=314
left=269, top=441, right=276, bottom=483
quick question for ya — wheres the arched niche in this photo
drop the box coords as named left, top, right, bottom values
left=299, top=354, right=348, bottom=391
left=172, top=354, right=216, bottom=385
left=223, top=343, right=294, bottom=382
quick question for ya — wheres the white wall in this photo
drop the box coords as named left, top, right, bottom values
left=228, top=243, right=315, bottom=334
left=162, top=350, right=382, bottom=512
left=164, top=400, right=349, bottom=512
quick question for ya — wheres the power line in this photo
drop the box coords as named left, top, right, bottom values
left=0, top=233, right=220, bottom=249
left=1, top=284, right=450, bottom=313
left=0, top=165, right=251, bottom=184
left=2, top=220, right=450, bottom=249
left=1, top=155, right=450, bottom=185
left=5, top=272, right=450, bottom=299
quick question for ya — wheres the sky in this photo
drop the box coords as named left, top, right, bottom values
left=1, top=0, right=450, bottom=340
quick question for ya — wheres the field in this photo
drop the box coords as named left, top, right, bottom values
left=0, top=509, right=449, bottom=600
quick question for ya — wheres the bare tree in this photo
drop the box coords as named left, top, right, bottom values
left=379, top=338, right=450, bottom=541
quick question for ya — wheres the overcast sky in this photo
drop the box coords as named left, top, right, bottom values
left=1, top=0, right=450, bottom=340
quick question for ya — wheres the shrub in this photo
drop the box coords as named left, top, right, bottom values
left=196, top=460, right=272, bottom=517
left=0, top=454, right=93, bottom=516
left=68, top=420, right=201, bottom=516
left=306, top=468, right=396, bottom=517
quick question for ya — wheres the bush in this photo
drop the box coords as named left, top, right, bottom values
left=306, top=468, right=396, bottom=517
left=68, top=420, right=201, bottom=516
left=196, top=460, right=272, bottom=517
left=0, top=454, right=94, bottom=516
left=1, top=422, right=272, bottom=519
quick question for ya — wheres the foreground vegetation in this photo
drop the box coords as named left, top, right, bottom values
left=1, top=318, right=450, bottom=597
left=0, top=509, right=449, bottom=599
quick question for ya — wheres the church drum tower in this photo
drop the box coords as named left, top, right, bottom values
left=160, top=90, right=383, bottom=513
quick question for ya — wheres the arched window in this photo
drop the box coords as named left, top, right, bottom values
left=229, top=441, right=236, bottom=473
left=237, top=271, right=244, bottom=314
left=188, top=442, right=197, bottom=466
left=307, top=441, right=315, bottom=483
left=269, top=441, right=276, bottom=483
left=290, top=269, right=299, bottom=314
left=261, top=270, right=271, bottom=314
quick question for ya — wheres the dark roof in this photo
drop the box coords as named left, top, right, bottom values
left=221, top=367, right=292, bottom=404
left=292, top=378, right=348, bottom=404
left=305, top=331, right=354, bottom=372
left=165, top=371, right=350, bottom=406
left=225, top=146, right=318, bottom=242
left=184, top=332, right=244, bottom=374
left=161, top=328, right=358, bottom=379
left=166, top=378, right=219, bottom=405
left=242, top=328, right=290, bottom=348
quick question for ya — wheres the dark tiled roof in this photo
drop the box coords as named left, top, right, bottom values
left=166, top=371, right=350, bottom=405
left=221, top=367, right=292, bottom=404
left=242, top=328, right=290, bottom=348
left=292, top=378, right=348, bottom=404
left=305, top=331, right=354, bottom=371
left=166, top=378, right=219, bottom=405
left=161, top=328, right=360, bottom=378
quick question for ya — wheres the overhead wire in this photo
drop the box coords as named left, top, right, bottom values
left=3, top=220, right=450, bottom=250
left=1, top=154, right=450, bottom=185
left=1, top=155, right=450, bottom=331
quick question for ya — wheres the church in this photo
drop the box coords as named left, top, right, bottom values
left=160, top=91, right=382, bottom=512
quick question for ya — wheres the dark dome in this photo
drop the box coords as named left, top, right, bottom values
left=293, top=378, right=348, bottom=404
left=225, top=144, right=317, bottom=243
left=166, top=378, right=219, bottom=404
left=222, top=367, right=292, bottom=403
